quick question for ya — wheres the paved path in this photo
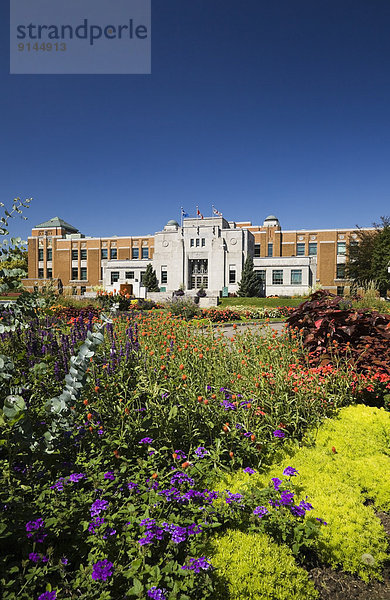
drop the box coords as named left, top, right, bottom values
left=203, top=320, right=287, bottom=338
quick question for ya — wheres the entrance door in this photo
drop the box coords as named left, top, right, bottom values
left=189, top=259, right=208, bottom=289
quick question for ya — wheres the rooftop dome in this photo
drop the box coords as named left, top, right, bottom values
left=166, top=219, right=179, bottom=227
left=263, top=214, right=280, bottom=228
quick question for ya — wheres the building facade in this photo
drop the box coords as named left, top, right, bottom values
left=23, top=215, right=369, bottom=297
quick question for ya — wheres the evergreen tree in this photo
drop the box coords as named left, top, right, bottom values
left=143, top=263, right=160, bottom=292
left=237, top=256, right=262, bottom=297
left=346, top=216, right=390, bottom=297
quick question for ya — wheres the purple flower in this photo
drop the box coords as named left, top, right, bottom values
left=280, top=490, right=295, bottom=505
left=29, top=552, right=40, bottom=563
left=127, top=481, right=140, bottom=493
left=283, top=466, right=298, bottom=477
left=299, top=498, right=314, bottom=511
left=102, top=527, right=116, bottom=539
left=253, top=506, right=269, bottom=518
left=88, top=517, right=105, bottom=534
left=147, top=587, right=167, bottom=600
left=271, top=477, right=282, bottom=491
left=50, top=478, right=66, bottom=492
left=225, top=492, right=243, bottom=505
left=220, top=400, right=236, bottom=410
left=316, top=517, right=328, bottom=525
left=38, top=592, right=56, bottom=600
left=26, top=518, right=47, bottom=543
left=170, top=472, right=194, bottom=487
left=290, top=504, right=306, bottom=517
left=139, top=437, right=153, bottom=444
left=243, top=467, right=256, bottom=475
left=61, top=557, right=69, bottom=566
left=273, top=429, right=285, bottom=438
left=104, top=471, right=115, bottom=481
left=91, top=559, right=114, bottom=581
left=182, top=557, right=214, bottom=573
left=69, top=473, right=85, bottom=483
left=173, top=449, right=187, bottom=461
left=90, top=499, right=109, bottom=516
left=194, top=446, right=208, bottom=458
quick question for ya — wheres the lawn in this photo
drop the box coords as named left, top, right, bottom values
left=219, top=296, right=307, bottom=308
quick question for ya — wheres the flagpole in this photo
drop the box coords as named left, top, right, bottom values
left=180, top=207, right=183, bottom=228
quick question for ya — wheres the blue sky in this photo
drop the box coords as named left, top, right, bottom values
left=1, top=0, right=390, bottom=241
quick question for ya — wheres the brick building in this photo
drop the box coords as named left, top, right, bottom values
left=23, top=215, right=371, bottom=297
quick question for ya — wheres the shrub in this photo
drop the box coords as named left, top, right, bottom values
left=208, top=530, right=319, bottom=600
left=165, top=298, right=201, bottom=320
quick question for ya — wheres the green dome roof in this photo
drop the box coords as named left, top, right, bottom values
left=166, top=219, right=179, bottom=227
left=264, top=215, right=279, bottom=221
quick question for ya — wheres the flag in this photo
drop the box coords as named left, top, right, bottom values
left=213, top=206, right=222, bottom=216
left=181, top=207, right=189, bottom=218
left=196, top=208, right=204, bottom=219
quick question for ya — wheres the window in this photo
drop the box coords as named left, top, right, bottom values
left=38, top=268, right=44, bottom=278
left=267, top=243, right=273, bottom=257
left=71, top=249, right=78, bottom=261
left=46, top=248, right=52, bottom=261
left=110, top=248, right=117, bottom=259
left=291, top=269, right=302, bottom=285
left=80, top=249, right=87, bottom=260
left=125, top=271, right=134, bottom=279
left=190, top=239, right=194, bottom=247
left=142, top=247, right=149, bottom=259
left=336, top=264, right=345, bottom=279
left=296, top=243, right=305, bottom=256
left=80, top=267, right=87, bottom=281
left=80, top=286, right=87, bottom=295
left=101, top=248, right=108, bottom=260
left=272, top=270, right=283, bottom=285
left=132, top=247, right=139, bottom=259
left=254, top=244, right=261, bottom=257
left=337, top=286, right=344, bottom=296
left=337, top=242, right=346, bottom=255
left=196, top=238, right=200, bottom=247
left=72, top=286, right=77, bottom=296
left=140, top=271, right=146, bottom=284
left=308, top=242, right=317, bottom=256
left=229, top=267, right=236, bottom=284
left=71, top=267, right=78, bottom=280
left=46, top=268, right=52, bottom=279
left=101, top=267, right=103, bottom=280
left=161, top=267, right=167, bottom=284
left=257, top=269, right=266, bottom=283
left=110, top=271, right=119, bottom=284
left=38, top=248, right=44, bottom=261
left=201, top=238, right=205, bottom=247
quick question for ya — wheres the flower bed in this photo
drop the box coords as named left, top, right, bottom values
left=0, top=309, right=389, bottom=599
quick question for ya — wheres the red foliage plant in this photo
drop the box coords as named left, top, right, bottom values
left=286, top=290, right=390, bottom=378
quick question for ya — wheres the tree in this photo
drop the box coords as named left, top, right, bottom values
left=143, top=263, right=160, bottom=292
left=346, top=216, right=390, bottom=297
left=237, top=256, right=262, bottom=297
